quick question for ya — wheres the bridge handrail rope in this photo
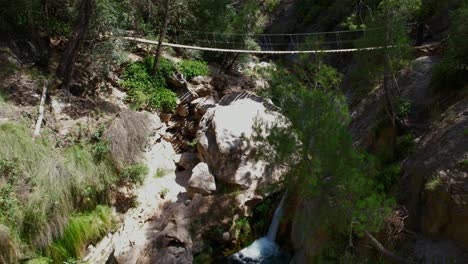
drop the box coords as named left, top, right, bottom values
left=173, top=22, right=417, bottom=37
left=123, top=37, right=394, bottom=54
left=123, top=23, right=424, bottom=54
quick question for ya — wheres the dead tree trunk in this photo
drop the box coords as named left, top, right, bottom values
left=33, top=80, right=48, bottom=140
left=56, top=0, right=94, bottom=89
left=364, top=231, right=413, bottom=264
left=152, top=0, right=171, bottom=77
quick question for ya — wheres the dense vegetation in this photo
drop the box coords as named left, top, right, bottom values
left=255, top=57, right=393, bottom=260
left=0, top=0, right=467, bottom=263
left=0, top=121, right=148, bottom=263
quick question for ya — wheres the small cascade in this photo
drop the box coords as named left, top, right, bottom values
left=229, top=191, right=289, bottom=264
left=266, top=192, right=287, bottom=241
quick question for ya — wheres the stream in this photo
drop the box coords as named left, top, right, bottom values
left=227, top=192, right=291, bottom=264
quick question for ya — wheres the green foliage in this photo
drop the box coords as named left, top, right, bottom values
left=92, top=0, right=133, bottom=34
left=178, top=60, right=209, bottom=80
left=396, top=134, right=415, bottom=158
left=193, top=252, right=213, bottom=264
left=120, top=163, right=149, bottom=185
left=375, top=164, right=401, bottom=192
left=231, top=217, right=254, bottom=251
left=154, top=168, right=171, bottom=179
left=348, top=0, right=421, bottom=99
left=0, top=159, right=23, bottom=227
left=0, top=0, right=75, bottom=35
left=432, top=2, right=468, bottom=89
left=297, top=0, right=360, bottom=28
left=396, top=97, right=412, bottom=119
left=251, top=198, right=273, bottom=236
left=263, top=0, right=281, bottom=13
left=256, top=61, right=392, bottom=242
left=24, top=257, right=53, bottom=264
left=460, top=159, right=468, bottom=167
left=45, top=206, right=114, bottom=263
left=120, top=57, right=177, bottom=112
left=0, top=123, right=119, bottom=261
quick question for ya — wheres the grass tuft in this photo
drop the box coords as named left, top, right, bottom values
left=46, top=206, right=115, bottom=263
left=154, top=168, right=171, bottom=179
left=425, top=177, right=442, bottom=191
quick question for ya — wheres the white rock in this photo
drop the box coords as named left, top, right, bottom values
left=188, top=162, right=216, bottom=195
left=196, top=96, right=286, bottom=190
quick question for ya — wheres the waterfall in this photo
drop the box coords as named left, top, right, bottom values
left=266, top=191, right=287, bottom=241
left=230, top=191, right=289, bottom=263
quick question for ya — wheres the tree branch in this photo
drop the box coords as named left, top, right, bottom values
left=364, top=230, right=413, bottom=264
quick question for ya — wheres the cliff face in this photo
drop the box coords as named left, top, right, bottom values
left=348, top=54, right=468, bottom=260
left=402, top=98, right=468, bottom=250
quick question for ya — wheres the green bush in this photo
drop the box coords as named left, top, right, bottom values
left=396, top=97, right=412, bottom=119
left=375, top=164, right=401, bottom=192
left=396, top=134, right=415, bottom=159
left=120, top=163, right=149, bottom=185
left=120, top=57, right=177, bottom=112
left=178, top=60, right=209, bottom=80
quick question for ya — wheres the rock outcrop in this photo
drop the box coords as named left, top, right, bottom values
left=403, top=99, right=468, bottom=252
left=196, top=93, right=285, bottom=190
left=175, top=152, right=199, bottom=171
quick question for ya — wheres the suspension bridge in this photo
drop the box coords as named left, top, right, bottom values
left=123, top=27, right=405, bottom=54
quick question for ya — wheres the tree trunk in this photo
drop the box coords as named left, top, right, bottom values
left=33, top=80, right=48, bottom=140
left=56, top=0, right=94, bottom=89
left=225, top=53, right=240, bottom=73
left=383, top=56, right=396, bottom=128
left=152, top=0, right=171, bottom=77
left=383, top=6, right=396, bottom=128
left=364, top=231, right=413, bottom=264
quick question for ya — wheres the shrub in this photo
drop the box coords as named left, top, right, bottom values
left=178, top=60, right=209, bottom=80
left=120, top=163, right=149, bottom=185
left=375, top=164, right=401, bottom=192
left=120, top=57, right=177, bottom=112
left=144, top=56, right=176, bottom=80
left=396, top=134, right=415, bottom=159
left=396, top=97, right=412, bottom=119
left=231, top=217, right=254, bottom=251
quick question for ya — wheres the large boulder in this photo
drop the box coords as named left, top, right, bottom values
left=196, top=93, right=285, bottom=190
left=174, top=152, right=199, bottom=171
left=188, top=163, right=216, bottom=196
